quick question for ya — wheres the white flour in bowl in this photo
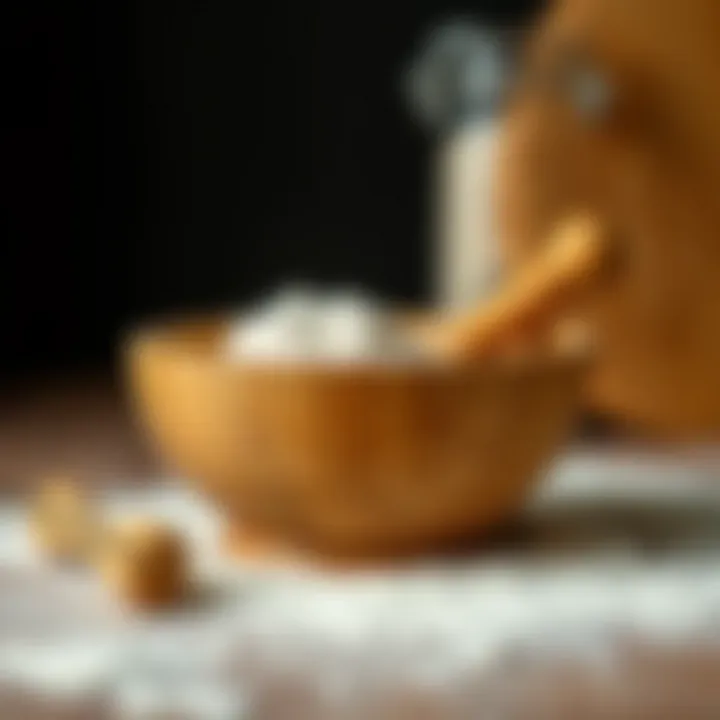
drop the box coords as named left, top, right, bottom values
left=224, top=285, right=426, bottom=364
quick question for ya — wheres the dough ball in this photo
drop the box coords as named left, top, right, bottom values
left=29, top=477, right=101, bottom=564
left=99, top=518, right=188, bottom=612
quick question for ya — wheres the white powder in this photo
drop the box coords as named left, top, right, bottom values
left=224, top=285, right=425, bottom=364
left=3, top=454, right=720, bottom=716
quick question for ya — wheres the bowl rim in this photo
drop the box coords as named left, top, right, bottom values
left=125, top=312, right=594, bottom=380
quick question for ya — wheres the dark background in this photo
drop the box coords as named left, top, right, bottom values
left=1, top=0, right=542, bottom=379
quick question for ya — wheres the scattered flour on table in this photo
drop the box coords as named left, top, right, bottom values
left=2, top=457, right=720, bottom=716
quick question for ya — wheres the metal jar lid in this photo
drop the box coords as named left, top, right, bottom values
left=404, top=20, right=517, bottom=135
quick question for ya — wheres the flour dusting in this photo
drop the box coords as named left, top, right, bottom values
left=2, top=453, right=720, bottom=716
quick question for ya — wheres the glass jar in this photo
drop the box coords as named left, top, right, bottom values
left=405, top=20, right=514, bottom=311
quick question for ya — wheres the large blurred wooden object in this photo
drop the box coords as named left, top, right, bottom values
left=494, top=0, right=720, bottom=438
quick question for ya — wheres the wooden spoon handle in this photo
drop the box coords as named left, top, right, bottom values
left=433, top=213, right=608, bottom=360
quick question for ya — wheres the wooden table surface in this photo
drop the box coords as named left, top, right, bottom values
left=2, top=373, right=720, bottom=719
left=0, top=372, right=158, bottom=497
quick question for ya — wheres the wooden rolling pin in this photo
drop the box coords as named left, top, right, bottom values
left=424, top=213, right=608, bottom=361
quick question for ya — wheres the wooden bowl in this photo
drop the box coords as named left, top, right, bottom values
left=125, top=316, right=589, bottom=561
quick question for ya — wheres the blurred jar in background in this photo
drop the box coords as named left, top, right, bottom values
left=406, top=21, right=516, bottom=312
